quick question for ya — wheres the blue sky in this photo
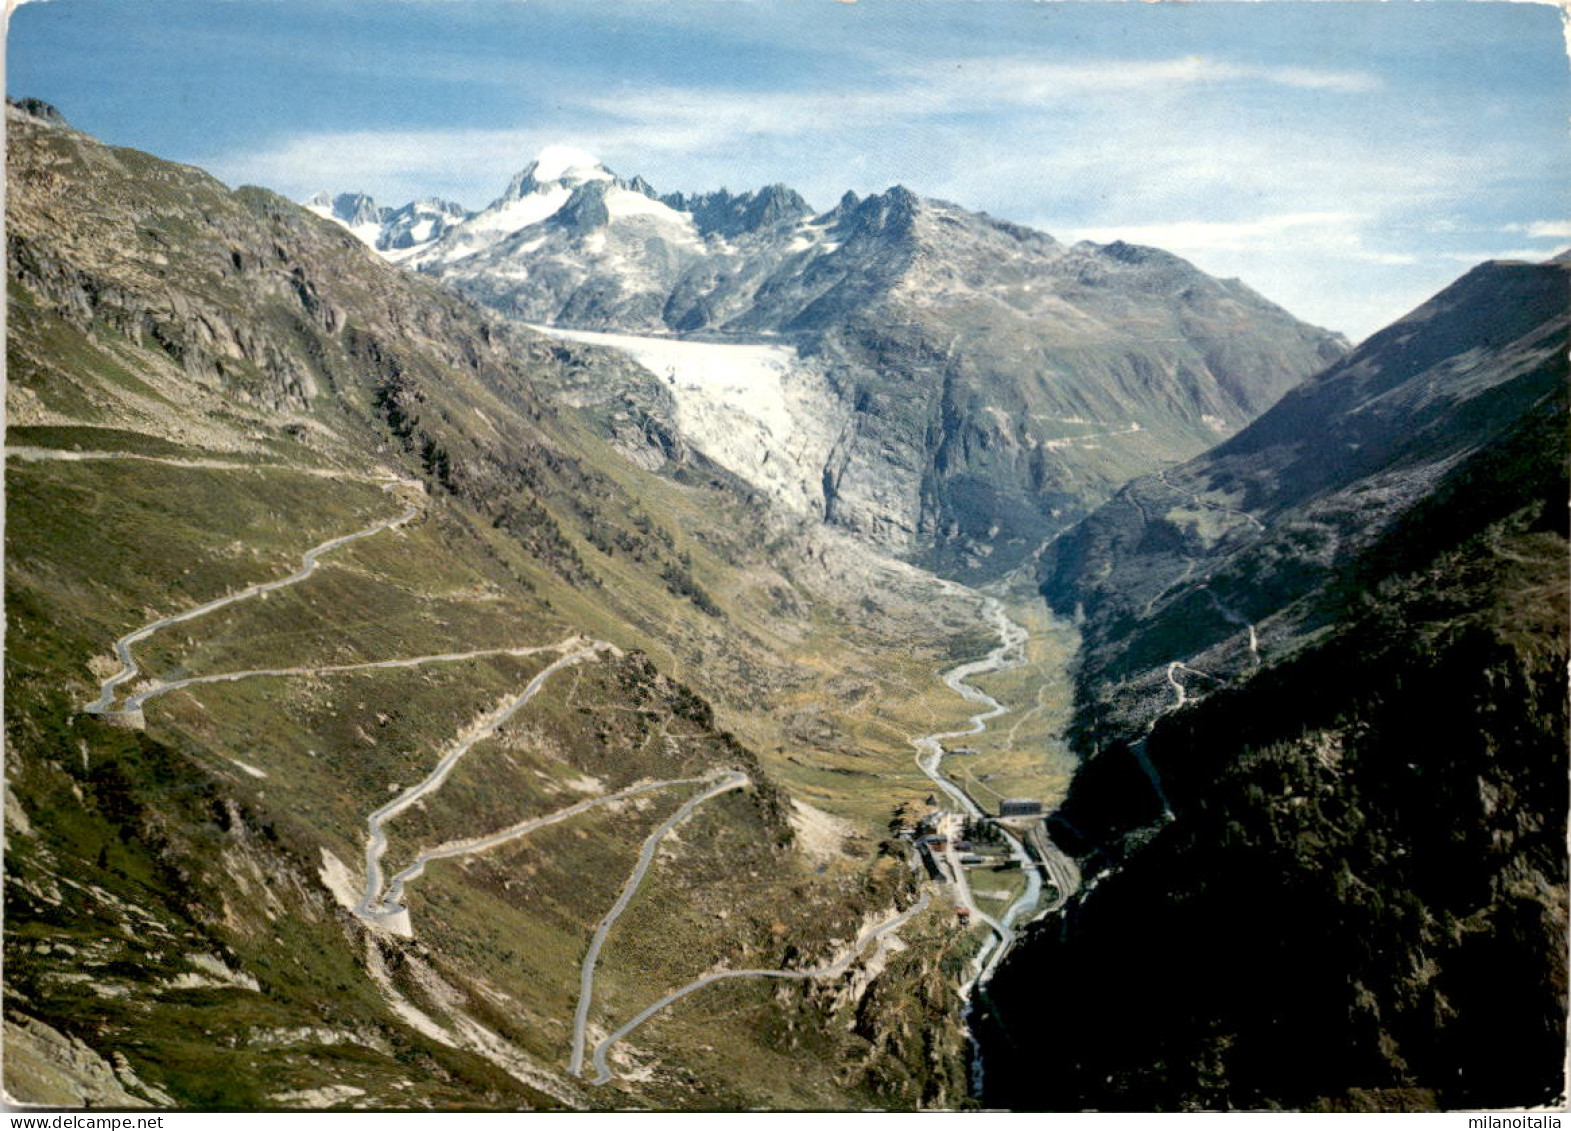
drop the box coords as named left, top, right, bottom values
left=8, top=0, right=1569, bottom=339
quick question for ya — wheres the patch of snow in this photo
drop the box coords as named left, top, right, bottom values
left=468, top=186, right=573, bottom=239
left=529, top=145, right=612, bottom=184
left=306, top=201, right=382, bottom=249
left=605, top=188, right=701, bottom=241
left=230, top=758, right=267, bottom=779
left=381, top=243, right=428, bottom=265
left=604, top=189, right=675, bottom=222
left=412, top=187, right=573, bottom=267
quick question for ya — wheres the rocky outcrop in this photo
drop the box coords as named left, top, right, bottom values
left=4, top=1016, right=167, bottom=1107
left=6, top=96, right=68, bottom=127
left=663, top=184, right=815, bottom=238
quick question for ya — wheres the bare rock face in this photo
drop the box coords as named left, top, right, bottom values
left=6, top=96, right=68, bottom=127
left=4, top=1016, right=161, bottom=1107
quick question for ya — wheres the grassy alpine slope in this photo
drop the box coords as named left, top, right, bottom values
left=3, top=103, right=1070, bottom=1109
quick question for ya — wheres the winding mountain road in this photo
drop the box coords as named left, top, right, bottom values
left=1164, top=660, right=1189, bottom=710
left=581, top=891, right=933, bottom=1086
left=1156, top=467, right=1264, bottom=531
left=356, top=642, right=613, bottom=926
left=6, top=445, right=407, bottom=484
left=118, top=641, right=581, bottom=713
left=568, top=770, right=749, bottom=1078
left=368, top=772, right=737, bottom=927
left=60, top=448, right=1091, bottom=1091
left=85, top=499, right=420, bottom=715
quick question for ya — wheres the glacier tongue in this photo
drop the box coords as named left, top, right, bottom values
left=528, top=326, right=848, bottom=518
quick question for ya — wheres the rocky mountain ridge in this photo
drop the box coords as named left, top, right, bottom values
left=302, top=191, right=471, bottom=259
left=1039, top=254, right=1570, bottom=747
left=307, top=147, right=1348, bottom=580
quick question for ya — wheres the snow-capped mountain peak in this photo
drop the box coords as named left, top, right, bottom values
left=528, top=144, right=613, bottom=185
left=405, top=146, right=712, bottom=270
left=304, top=191, right=389, bottom=248
left=500, top=145, right=616, bottom=204
left=302, top=190, right=471, bottom=259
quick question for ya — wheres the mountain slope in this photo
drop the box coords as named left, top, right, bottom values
left=4, top=101, right=1027, bottom=1110
left=777, top=205, right=1350, bottom=576
left=979, top=257, right=1570, bottom=1110
left=1040, top=256, right=1570, bottom=747
left=988, top=513, right=1567, bottom=1110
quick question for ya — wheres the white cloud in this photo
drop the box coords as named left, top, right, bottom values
left=579, top=85, right=938, bottom=146
left=895, top=56, right=1383, bottom=99
left=1502, top=220, right=1571, bottom=239
left=1438, top=247, right=1567, bottom=263
left=1058, top=212, right=1431, bottom=273
left=579, top=55, right=1380, bottom=144
left=1062, top=212, right=1368, bottom=254
left=199, top=127, right=579, bottom=205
